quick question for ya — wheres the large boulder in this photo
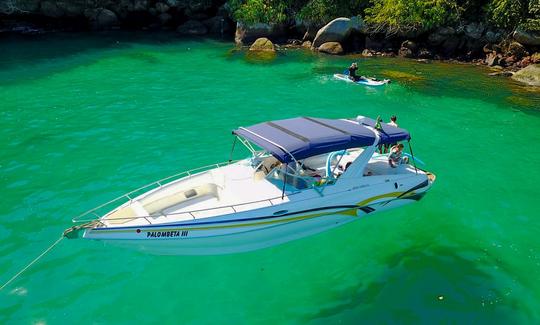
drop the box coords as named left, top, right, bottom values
left=428, top=27, right=456, bottom=46
left=158, top=13, right=172, bottom=24
left=441, top=36, right=462, bottom=55
left=464, top=22, right=485, bottom=39
left=511, top=64, right=540, bottom=86
left=84, top=8, right=118, bottom=29
left=513, top=28, right=540, bottom=46
left=41, top=1, right=65, bottom=18
left=398, top=40, right=416, bottom=57
left=0, top=0, right=40, bottom=14
left=181, top=0, right=213, bottom=12
left=202, top=16, right=231, bottom=35
left=235, top=22, right=284, bottom=45
left=155, top=2, right=170, bottom=13
left=249, top=38, right=275, bottom=52
left=58, top=0, right=86, bottom=17
left=165, top=0, right=179, bottom=7
left=318, top=42, right=344, bottom=55
left=312, top=17, right=365, bottom=48
left=128, top=0, right=149, bottom=12
left=485, top=30, right=503, bottom=43
left=177, top=20, right=207, bottom=35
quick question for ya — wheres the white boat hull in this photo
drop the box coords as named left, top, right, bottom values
left=84, top=196, right=422, bottom=255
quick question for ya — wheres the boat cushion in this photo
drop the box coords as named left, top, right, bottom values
left=142, top=183, right=219, bottom=216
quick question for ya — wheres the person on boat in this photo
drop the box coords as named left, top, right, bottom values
left=388, top=143, right=409, bottom=168
left=383, top=115, right=398, bottom=153
left=388, top=115, right=398, bottom=127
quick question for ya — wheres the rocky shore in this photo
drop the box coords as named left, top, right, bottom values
left=2, top=1, right=539, bottom=86
left=237, top=17, right=540, bottom=86
left=0, top=0, right=233, bottom=35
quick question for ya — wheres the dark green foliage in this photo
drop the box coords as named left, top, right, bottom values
left=363, top=0, right=461, bottom=34
left=227, top=0, right=538, bottom=33
left=298, top=0, right=368, bottom=24
left=488, top=0, right=540, bottom=31
left=487, top=0, right=527, bottom=29
left=521, top=0, right=540, bottom=31
left=228, top=0, right=289, bottom=24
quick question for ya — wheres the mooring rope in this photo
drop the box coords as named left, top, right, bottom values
left=0, top=236, right=64, bottom=292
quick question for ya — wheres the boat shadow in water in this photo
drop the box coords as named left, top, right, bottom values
left=301, top=244, right=533, bottom=324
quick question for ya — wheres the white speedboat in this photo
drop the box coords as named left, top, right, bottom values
left=65, top=115, right=435, bottom=255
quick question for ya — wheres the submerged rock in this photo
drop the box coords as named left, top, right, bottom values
left=318, top=42, right=344, bottom=55
left=249, top=38, right=275, bottom=52
left=312, top=17, right=365, bottom=48
left=511, top=64, right=540, bottom=86
left=177, top=20, right=207, bottom=35
left=381, top=70, right=424, bottom=82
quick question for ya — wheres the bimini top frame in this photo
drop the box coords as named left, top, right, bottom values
left=232, top=116, right=410, bottom=163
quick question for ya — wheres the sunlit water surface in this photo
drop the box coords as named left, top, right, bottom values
left=1, top=32, right=540, bottom=324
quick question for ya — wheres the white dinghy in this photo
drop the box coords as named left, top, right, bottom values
left=65, top=115, right=435, bottom=255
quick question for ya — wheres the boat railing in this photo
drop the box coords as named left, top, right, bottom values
left=72, top=160, right=238, bottom=223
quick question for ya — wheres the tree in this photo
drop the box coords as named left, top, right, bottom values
left=364, top=0, right=461, bottom=35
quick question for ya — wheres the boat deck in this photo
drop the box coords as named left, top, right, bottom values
left=101, top=162, right=286, bottom=227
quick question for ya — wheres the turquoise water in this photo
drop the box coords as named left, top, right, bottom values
left=1, top=32, right=540, bottom=324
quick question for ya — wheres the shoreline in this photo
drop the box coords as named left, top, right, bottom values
left=1, top=27, right=538, bottom=88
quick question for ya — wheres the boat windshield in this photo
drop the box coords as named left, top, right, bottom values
left=258, top=149, right=364, bottom=190
left=266, top=165, right=321, bottom=190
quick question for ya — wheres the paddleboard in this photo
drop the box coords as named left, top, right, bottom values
left=334, top=73, right=390, bottom=86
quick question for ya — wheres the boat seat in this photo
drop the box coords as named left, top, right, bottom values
left=103, top=201, right=149, bottom=225
left=257, top=156, right=281, bottom=175
left=104, top=206, right=138, bottom=225
left=141, top=183, right=219, bottom=216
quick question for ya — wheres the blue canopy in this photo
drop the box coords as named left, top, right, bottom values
left=233, top=116, right=410, bottom=163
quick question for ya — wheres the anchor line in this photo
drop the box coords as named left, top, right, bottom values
left=0, top=236, right=64, bottom=291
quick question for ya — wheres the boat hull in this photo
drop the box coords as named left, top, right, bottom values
left=84, top=197, right=420, bottom=255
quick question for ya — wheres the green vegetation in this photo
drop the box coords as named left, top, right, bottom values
left=228, top=0, right=288, bottom=24
left=297, top=0, right=368, bottom=25
left=228, top=0, right=540, bottom=33
left=364, top=0, right=461, bottom=35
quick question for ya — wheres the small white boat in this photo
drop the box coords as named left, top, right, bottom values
left=334, top=73, right=390, bottom=86
left=65, top=115, right=435, bottom=255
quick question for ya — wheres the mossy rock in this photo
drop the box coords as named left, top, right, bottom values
left=318, top=42, right=344, bottom=55
left=249, top=38, right=275, bottom=52
left=511, top=64, right=540, bottom=86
